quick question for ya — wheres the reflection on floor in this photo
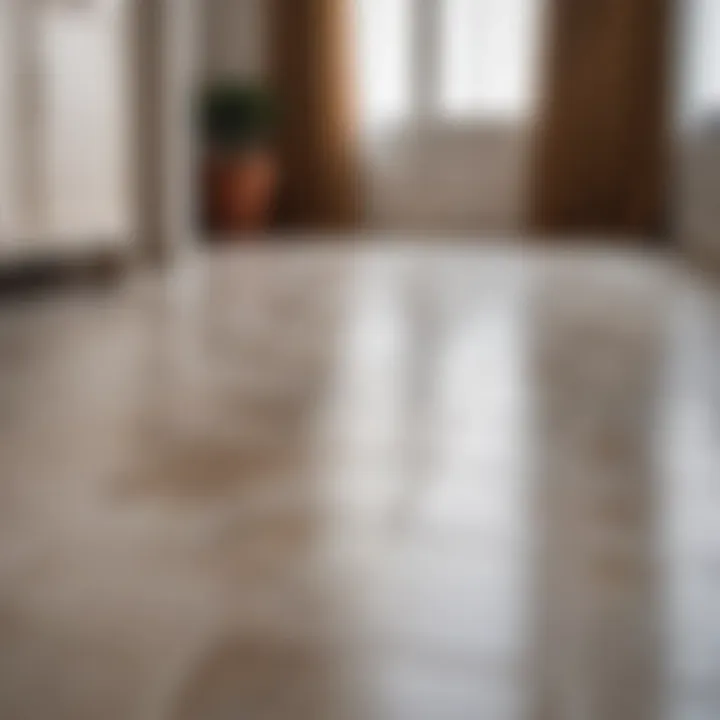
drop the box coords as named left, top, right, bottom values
left=0, top=245, right=717, bottom=720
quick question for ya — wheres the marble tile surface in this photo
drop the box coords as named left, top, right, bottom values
left=0, top=244, right=717, bottom=720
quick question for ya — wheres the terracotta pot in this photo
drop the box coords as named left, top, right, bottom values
left=203, top=150, right=278, bottom=234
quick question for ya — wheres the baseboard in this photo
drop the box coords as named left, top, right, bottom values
left=0, top=235, right=132, bottom=296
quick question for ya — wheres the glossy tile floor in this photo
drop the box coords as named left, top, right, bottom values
left=0, top=244, right=718, bottom=720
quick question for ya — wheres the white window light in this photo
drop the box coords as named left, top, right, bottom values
left=356, top=0, right=543, bottom=127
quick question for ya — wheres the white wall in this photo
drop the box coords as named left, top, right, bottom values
left=0, top=0, right=17, bottom=241
left=365, top=124, right=528, bottom=231
left=128, top=0, right=200, bottom=262
left=202, top=0, right=268, bottom=80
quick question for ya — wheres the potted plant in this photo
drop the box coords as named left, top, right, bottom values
left=200, top=81, right=279, bottom=234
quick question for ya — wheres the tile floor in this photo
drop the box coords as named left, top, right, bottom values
left=0, top=244, right=717, bottom=720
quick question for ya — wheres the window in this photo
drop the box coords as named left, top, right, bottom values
left=355, top=0, right=413, bottom=126
left=356, top=0, right=543, bottom=127
left=440, top=0, right=539, bottom=119
left=682, top=0, right=720, bottom=125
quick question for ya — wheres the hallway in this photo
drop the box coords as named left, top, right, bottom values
left=0, top=244, right=718, bottom=719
